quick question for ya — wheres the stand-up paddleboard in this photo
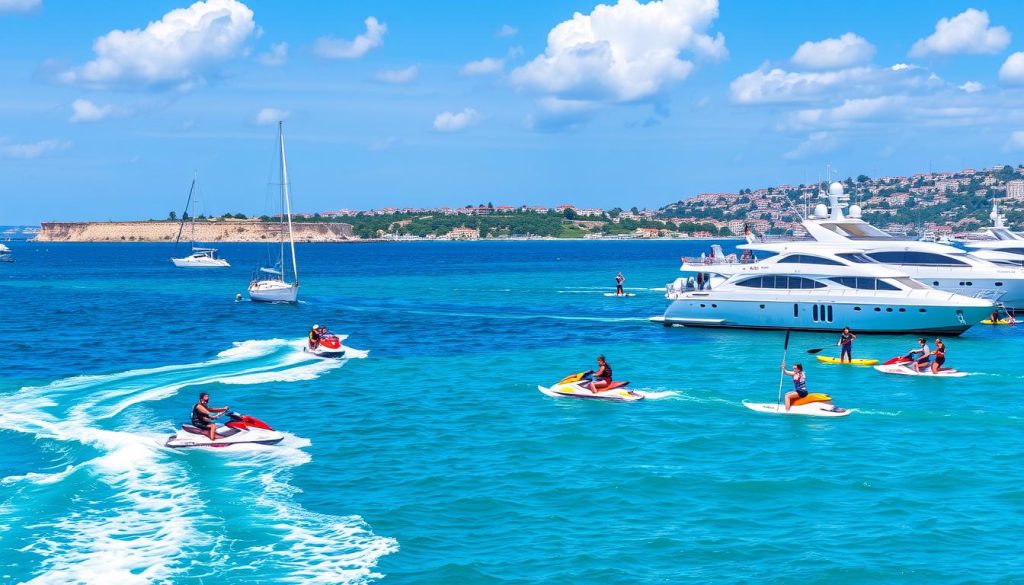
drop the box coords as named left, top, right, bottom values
left=816, top=355, right=879, bottom=366
left=981, top=318, right=1015, bottom=325
left=743, top=392, right=850, bottom=417
left=603, top=293, right=636, bottom=297
left=873, top=364, right=968, bottom=377
left=538, top=384, right=645, bottom=402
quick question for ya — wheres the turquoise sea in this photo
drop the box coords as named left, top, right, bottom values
left=1, top=240, right=1021, bottom=584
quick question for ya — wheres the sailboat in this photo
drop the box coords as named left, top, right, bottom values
left=171, top=172, right=230, bottom=267
left=248, top=121, right=299, bottom=303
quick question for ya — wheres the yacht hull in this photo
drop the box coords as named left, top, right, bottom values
left=171, top=256, right=230, bottom=268
left=248, top=281, right=298, bottom=303
left=661, top=298, right=988, bottom=335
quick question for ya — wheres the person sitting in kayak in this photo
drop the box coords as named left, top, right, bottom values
left=588, top=355, right=613, bottom=393
left=615, top=272, right=625, bottom=296
left=781, top=361, right=807, bottom=412
left=192, top=392, right=229, bottom=441
left=909, top=338, right=931, bottom=372
left=837, top=327, right=856, bottom=363
left=309, top=324, right=321, bottom=349
left=990, top=309, right=1001, bottom=324
left=931, top=338, right=947, bottom=374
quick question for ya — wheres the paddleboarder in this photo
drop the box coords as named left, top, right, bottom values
left=780, top=361, right=807, bottom=412
left=615, top=272, right=625, bottom=296
left=837, top=327, right=856, bottom=363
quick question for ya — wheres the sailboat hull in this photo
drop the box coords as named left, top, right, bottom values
left=248, top=280, right=299, bottom=303
left=171, top=255, right=230, bottom=267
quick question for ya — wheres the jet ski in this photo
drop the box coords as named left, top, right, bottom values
left=538, top=372, right=644, bottom=402
left=743, top=393, right=850, bottom=417
left=873, top=354, right=967, bottom=377
left=165, top=411, right=284, bottom=448
left=304, top=332, right=346, bottom=358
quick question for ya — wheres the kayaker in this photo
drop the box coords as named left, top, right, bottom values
left=781, top=361, right=807, bottom=412
left=990, top=309, right=1001, bottom=324
left=910, top=338, right=931, bottom=373
left=931, top=339, right=947, bottom=374
left=615, top=272, right=625, bottom=296
left=588, top=355, right=613, bottom=393
left=837, top=327, right=856, bottom=363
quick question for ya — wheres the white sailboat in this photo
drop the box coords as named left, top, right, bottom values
left=171, top=172, right=230, bottom=268
left=248, top=121, right=299, bottom=303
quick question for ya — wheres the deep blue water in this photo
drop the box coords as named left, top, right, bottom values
left=1, top=240, right=1022, bottom=584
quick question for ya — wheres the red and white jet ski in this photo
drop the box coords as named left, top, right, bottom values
left=304, top=332, right=346, bottom=358
left=538, top=372, right=644, bottom=402
left=165, top=412, right=284, bottom=448
left=873, top=354, right=967, bottom=377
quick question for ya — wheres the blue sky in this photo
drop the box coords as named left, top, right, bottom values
left=2, top=0, right=1024, bottom=223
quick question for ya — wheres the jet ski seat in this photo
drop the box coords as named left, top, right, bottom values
left=181, top=424, right=242, bottom=438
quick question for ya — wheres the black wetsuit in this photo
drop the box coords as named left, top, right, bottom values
left=191, top=403, right=212, bottom=429
left=595, top=364, right=612, bottom=383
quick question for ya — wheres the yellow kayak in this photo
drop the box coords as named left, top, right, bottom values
left=981, top=319, right=1015, bottom=325
left=816, top=355, right=879, bottom=366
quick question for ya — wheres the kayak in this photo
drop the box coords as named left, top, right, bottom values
left=603, top=293, right=636, bottom=297
left=873, top=364, right=968, bottom=377
left=981, top=319, right=1015, bottom=325
left=816, top=355, right=879, bottom=366
left=742, top=392, right=850, bottom=417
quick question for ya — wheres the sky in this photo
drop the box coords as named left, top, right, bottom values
left=2, top=0, right=1024, bottom=223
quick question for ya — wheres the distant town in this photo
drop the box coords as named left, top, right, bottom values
left=28, top=162, right=1024, bottom=243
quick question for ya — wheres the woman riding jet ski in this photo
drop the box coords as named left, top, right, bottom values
left=166, top=394, right=284, bottom=448
left=304, top=324, right=346, bottom=358
left=538, top=355, right=644, bottom=402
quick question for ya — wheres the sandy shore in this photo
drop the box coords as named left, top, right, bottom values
left=36, top=220, right=354, bottom=242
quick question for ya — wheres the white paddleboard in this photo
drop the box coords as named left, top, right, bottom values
left=603, top=293, right=636, bottom=297
left=742, top=401, right=851, bottom=417
left=538, top=385, right=645, bottom=402
left=873, top=364, right=968, bottom=377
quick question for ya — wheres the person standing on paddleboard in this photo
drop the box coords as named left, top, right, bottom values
left=615, top=272, right=625, bottom=296
left=837, top=327, right=856, bottom=363
left=910, top=338, right=931, bottom=372
left=931, top=339, right=947, bottom=374
left=781, top=361, right=807, bottom=412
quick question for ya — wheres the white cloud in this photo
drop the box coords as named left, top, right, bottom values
left=999, top=52, right=1024, bottom=84
left=0, top=139, right=71, bottom=159
left=783, top=131, right=838, bottom=160
left=959, top=81, right=983, bottom=93
left=258, top=42, right=288, bottom=66
left=370, top=137, right=397, bottom=151
left=909, top=8, right=1010, bottom=57
left=375, top=65, right=418, bottom=84
left=69, top=99, right=116, bottom=123
left=496, top=24, right=518, bottom=38
left=526, top=98, right=599, bottom=132
left=509, top=0, right=726, bottom=103
left=460, top=57, right=504, bottom=76
left=0, top=0, right=39, bottom=12
left=313, top=16, right=386, bottom=59
left=255, top=107, right=289, bottom=125
left=791, top=33, right=875, bottom=69
left=787, top=96, right=904, bottom=130
left=1006, top=130, right=1024, bottom=150
left=433, top=108, right=480, bottom=132
left=730, top=66, right=875, bottom=104
left=59, top=0, right=256, bottom=91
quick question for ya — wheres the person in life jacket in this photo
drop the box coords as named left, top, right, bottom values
left=309, top=324, right=321, bottom=349
left=588, top=355, right=613, bottom=393
left=781, top=361, right=807, bottom=412
left=191, top=392, right=229, bottom=441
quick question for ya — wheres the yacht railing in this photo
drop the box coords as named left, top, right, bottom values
left=680, top=255, right=756, bottom=266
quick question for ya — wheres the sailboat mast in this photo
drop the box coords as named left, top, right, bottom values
left=191, top=170, right=197, bottom=248
left=279, top=121, right=299, bottom=284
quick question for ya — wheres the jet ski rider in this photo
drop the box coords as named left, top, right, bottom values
left=192, top=392, right=229, bottom=441
left=910, top=338, right=931, bottom=373
left=309, top=324, right=321, bottom=349
left=588, top=355, right=612, bottom=393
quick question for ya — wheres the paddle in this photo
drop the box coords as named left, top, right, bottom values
left=777, top=329, right=791, bottom=410
left=806, top=348, right=825, bottom=354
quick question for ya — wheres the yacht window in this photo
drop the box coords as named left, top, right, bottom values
left=836, top=253, right=875, bottom=264
left=868, top=251, right=969, bottom=266
left=828, top=277, right=899, bottom=291
left=776, top=254, right=843, bottom=266
left=997, top=248, right=1024, bottom=255
left=891, top=277, right=930, bottom=290
left=735, top=276, right=825, bottom=289
left=735, top=277, right=764, bottom=288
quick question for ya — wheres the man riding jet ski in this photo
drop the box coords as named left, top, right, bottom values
left=305, top=324, right=346, bottom=358
left=166, top=393, right=283, bottom=448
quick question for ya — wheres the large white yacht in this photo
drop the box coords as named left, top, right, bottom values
left=743, top=182, right=1024, bottom=310
left=658, top=246, right=993, bottom=334
left=962, top=201, right=1024, bottom=267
